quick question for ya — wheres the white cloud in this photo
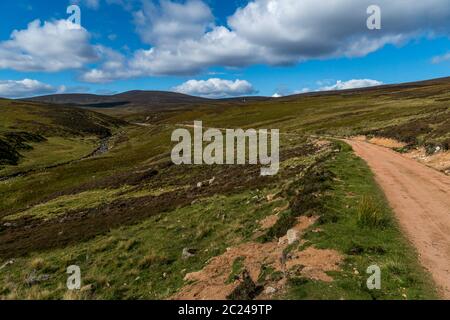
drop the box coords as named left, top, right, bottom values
left=71, top=0, right=101, bottom=10
left=133, top=0, right=213, bottom=46
left=319, top=79, right=383, bottom=91
left=272, top=93, right=283, bottom=98
left=0, top=19, right=98, bottom=72
left=173, top=78, right=257, bottom=98
left=0, top=79, right=66, bottom=98
left=432, top=52, right=450, bottom=64
left=82, top=0, right=450, bottom=81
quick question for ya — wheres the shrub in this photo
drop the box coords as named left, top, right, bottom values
left=226, top=270, right=262, bottom=300
left=356, top=196, right=390, bottom=229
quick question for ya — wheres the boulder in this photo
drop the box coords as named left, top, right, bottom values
left=287, top=229, right=299, bottom=245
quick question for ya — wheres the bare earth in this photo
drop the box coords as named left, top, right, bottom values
left=346, top=139, right=450, bottom=299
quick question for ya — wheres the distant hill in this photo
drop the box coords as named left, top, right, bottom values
left=25, top=91, right=213, bottom=110
left=25, top=90, right=271, bottom=110
left=0, top=99, right=126, bottom=166
left=24, top=77, right=450, bottom=110
left=277, top=77, right=450, bottom=101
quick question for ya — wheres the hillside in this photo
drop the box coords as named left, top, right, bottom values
left=25, top=91, right=213, bottom=110
left=0, top=77, right=449, bottom=300
left=0, top=99, right=126, bottom=176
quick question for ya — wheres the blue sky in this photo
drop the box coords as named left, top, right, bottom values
left=0, top=0, right=449, bottom=98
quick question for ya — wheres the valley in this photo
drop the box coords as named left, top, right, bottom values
left=0, top=77, right=449, bottom=300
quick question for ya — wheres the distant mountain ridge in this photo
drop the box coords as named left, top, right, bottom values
left=25, top=91, right=213, bottom=109
left=22, top=77, right=450, bottom=109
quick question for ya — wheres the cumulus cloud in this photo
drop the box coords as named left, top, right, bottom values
left=0, top=19, right=98, bottom=72
left=0, top=79, right=66, bottom=98
left=133, top=0, right=213, bottom=46
left=432, top=52, right=450, bottom=64
left=293, top=79, right=382, bottom=94
left=318, top=79, right=383, bottom=91
left=173, top=78, right=257, bottom=98
left=81, top=0, right=450, bottom=81
left=3, top=1, right=446, bottom=82
left=71, top=0, right=101, bottom=9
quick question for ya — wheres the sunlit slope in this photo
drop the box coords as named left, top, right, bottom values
left=106, top=77, right=450, bottom=149
left=0, top=99, right=126, bottom=174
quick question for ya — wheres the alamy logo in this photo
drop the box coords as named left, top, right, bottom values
left=66, top=265, right=81, bottom=290
left=67, top=5, right=81, bottom=28
left=367, top=5, right=381, bottom=30
left=171, top=121, right=280, bottom=176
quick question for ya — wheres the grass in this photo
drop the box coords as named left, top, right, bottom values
left=0, top=141, right=438, bottom=300
left=0, top=191, right=280, bottom=299
left=1, top=78, right=449, bottom=300
left=285, top=142, right=437, bottom=300
left=356, top=196, right=390, bottom=229
left=2, top=185, right=188, bottom=222
left=0, top=136, right=98, bottom=176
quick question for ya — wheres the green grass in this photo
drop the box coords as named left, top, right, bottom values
left=284, top=142, right=437, bottom=300
left=1, top=79, right=449, bottom=300
left=2, top=185, right=187, bottom=222
left=0, top=191, right=279, bottom=299
left=356, top=196, right=391, bottom=229
left=0, top=141, right=438, bottom=300
left=0, top=136, right=98, bottom=176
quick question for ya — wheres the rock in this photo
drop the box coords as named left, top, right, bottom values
left=3, top=222, right=14, bottom=228
left=287, top=229, right=299, bottom=245
left=266, top=194, right=276, bottom=202
left=182, top=248, right=196, bottom=260
left=264, top=286, right=277, bottom=295
left=208, top=177, right=216, bottom=185
left=197, top=182, right=203, bottom=188
left=0, top=259, right=15, bottom=270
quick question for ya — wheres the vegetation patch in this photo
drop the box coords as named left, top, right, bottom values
left=285, top=142, right=437, bottom=299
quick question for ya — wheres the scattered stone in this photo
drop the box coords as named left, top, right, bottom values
left=264, top=286, right=277, bottom=295
left=3, top=222, right=16, bottom=228
left=208, top=177, right=216, bottom=185
left=197, top=182, right=203, bottom=188
left=287, top=229, right=299, bottom=245
left=0, top=259, right=15, bottom=270
left=182, top=248, right=196, bottom=260
left=266, top=194, right=276, bottom=202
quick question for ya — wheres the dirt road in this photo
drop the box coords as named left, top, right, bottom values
left=346, top=139, right=450, bottom=299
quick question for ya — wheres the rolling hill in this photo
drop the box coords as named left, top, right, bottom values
left=0, top=77, right=449, bottom=300
left=0, top=98, right=126, bottom=174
